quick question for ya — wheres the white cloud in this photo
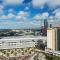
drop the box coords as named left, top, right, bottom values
left=8, top=9, right=14, bottom=13
left=16, top=15, right=27, bottom=22
left=0, top=13, right=15, bottom=20
left=32, top=0, right=47, bottom=7
left=24, top=7, right=29, bottom=10
left=33, top=14, right=41, bottom=20
left=48, top=0, right=60, bottom=8
left=32, top=0, right=60, bottom=8
left=0, top=5, right=4, bottom=9
left=16, top=15, right=21, bottom=20
left=8, top=13, right=15, bottom=18
left=4, top=0, right=24, bottom=5
left=33, top=12, right=49, bottom=20
left=0, top=11, right=41, bottom=29
left=52, top=9, right=60, bottom=18
left=0, top=11, right=28, bottom=21
left=0, top=15, right=7, bottom=19
left=18, top=11, right=29, bottom=17
left=55, top=11, right=60, bottom=18
left=49, top=16, right=54, bottom=19
left=16, top=11, right=29, bottom=21
left=42, top=12, right=49, bottom=18
left=53, top=9, right=60, bottom=14
left=16, top=11, right=41, bottom=28
left=0, top=9, right=3, bottom=15
left=0, top=5, right=4, bottom=15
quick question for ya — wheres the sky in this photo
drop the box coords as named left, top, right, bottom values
left=0, top=0, right=60, bottom=29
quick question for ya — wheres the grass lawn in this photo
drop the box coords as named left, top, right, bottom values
left=45, top=54, right=60, bottom=60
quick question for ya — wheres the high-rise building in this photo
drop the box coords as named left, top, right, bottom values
left=44, top=19, right=48, bottom=35
left=47, top=28, right=60, bottom=51
left=44, top=19, right=48, bottom=29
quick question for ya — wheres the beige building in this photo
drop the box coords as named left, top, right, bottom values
left=47, top=28, right=60, bottom=51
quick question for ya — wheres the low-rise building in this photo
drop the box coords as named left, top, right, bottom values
left=0, top=36, right=46, bottom=57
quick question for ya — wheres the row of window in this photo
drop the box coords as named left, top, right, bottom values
left=0, top=42, right=35, bottom=46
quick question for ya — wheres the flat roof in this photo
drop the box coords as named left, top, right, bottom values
left=0, top=36, right=47, bottom=41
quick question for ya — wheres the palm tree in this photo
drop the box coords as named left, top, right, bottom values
left=14, top=52, right=17, bottom=56
left=11, top=50, right=14, bottom=54
left=8, top=49, right=10, bottom=52
left=21, top=48, right=24, bottom=51
left=25, top=50, right=27, bottom=52
left=6, top=53, right=10, bottom=57
left=22, top=52, right=24, bottom=55
left=18, top=50, right=21, bottom=53
left=3, top=51, right=6, bottom=54
left=29, top=51, right=31, bottom=54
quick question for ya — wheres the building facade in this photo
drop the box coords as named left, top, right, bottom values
left=44, top=19, right=48, bottom=36
left=47, top=28, right=60, bottom=51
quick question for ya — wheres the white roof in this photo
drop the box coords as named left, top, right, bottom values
left=0, top=36, right=47, bottom=41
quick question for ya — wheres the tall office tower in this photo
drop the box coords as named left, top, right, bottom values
left=44, top=19, right=48, bottom=29
left=47, top=28, right=60, bottom=51
left=44, top=19, right=48, bottom=35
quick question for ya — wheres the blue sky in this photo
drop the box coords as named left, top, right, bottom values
left=0, top=0, right=60, bottom=29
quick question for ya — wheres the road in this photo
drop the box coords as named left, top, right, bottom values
left=29, top=53, right=38, bottom=60
left=29, top=52, right=47, bottom=60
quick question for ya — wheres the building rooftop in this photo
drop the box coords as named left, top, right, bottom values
left=0, top=36, right=47, bottom=41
